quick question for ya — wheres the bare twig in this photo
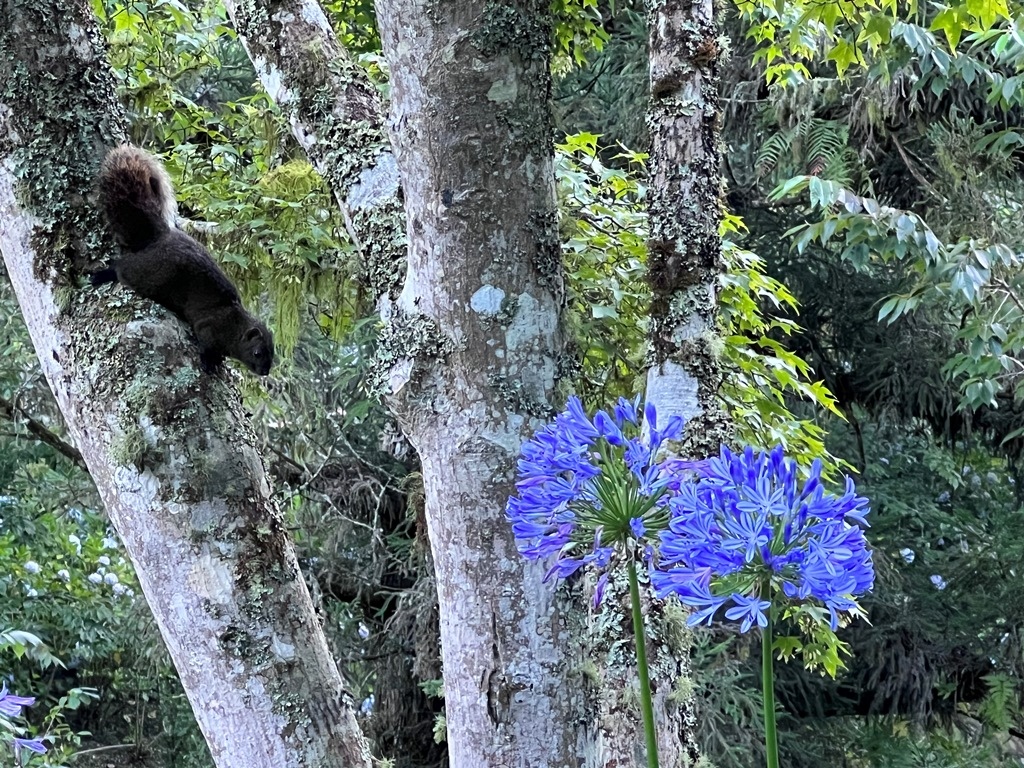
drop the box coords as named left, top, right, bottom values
left=0, top=394, right=85, bottom=470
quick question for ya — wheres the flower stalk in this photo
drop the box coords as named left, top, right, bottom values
left=627, top=557, right=659, bottom=768
left=761, top=606, right=779, bottom=768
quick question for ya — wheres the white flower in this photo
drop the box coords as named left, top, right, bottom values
left=103, top=573, right=119, bottom=586
left=97, top=556, right=111, bottom=567
left=56, top=569, right=70, bottom=582
left=88, top=573, right=103, bottom=584
left=23, top=561, right=40, bottom=574
left=899, top=548, right=915, bottom=564
left=360, top=694, right=374, bottom=715
left=112, top=583, right=127, bottom=596
left=930, top=574, right=947, bottom=590
left=25, top=588, right=38, bottom=598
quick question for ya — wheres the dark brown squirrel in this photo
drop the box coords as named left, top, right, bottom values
left=91, top=145, right=274, bottom=376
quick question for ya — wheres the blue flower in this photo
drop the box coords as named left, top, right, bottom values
left=651, top=445, right=874, bottom=632
left=725, top=594, right=772, bottom=633
left=507, top=396, right=687, bottom=598
left=0, top=683, right=34, bottom=718
left=1, top=682, right=46, bottom=755
left=14, top=737, right=47, bottom=754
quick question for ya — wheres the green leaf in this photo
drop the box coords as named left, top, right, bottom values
left=827, top=38, right=860, bottom=78
left=930, top=6, right=967, bottom=51
left=774, top=635, right=803, bottom=662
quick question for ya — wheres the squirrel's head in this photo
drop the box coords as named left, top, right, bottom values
left=237, top=322, right=275, bottom=376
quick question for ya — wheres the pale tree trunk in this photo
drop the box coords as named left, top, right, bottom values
left=225, top=2, right=592, bottom=766
left=0, top=3, right=371, bottom=766
left=374, top=1, right=582, bottom=763
left=222, top=0, right=405, bottom=299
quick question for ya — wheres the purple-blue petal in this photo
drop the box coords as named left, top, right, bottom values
left=724, top=595, right=771, bottom=633
left=593, top=572, right=610, bottom=607
left=0, top=682, right=35, bottom=718
left=14, top=738, right=47, bottom=754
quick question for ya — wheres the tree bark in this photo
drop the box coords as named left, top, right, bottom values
left=0, top=3, right=371, bottom=766
left=374, top=3, right=584, bottom=765
left=644, top=0, right=728, bottom=452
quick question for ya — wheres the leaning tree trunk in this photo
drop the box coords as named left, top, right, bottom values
left=221, top=0, right=406, bottom=301
left=225, top=2, right=590, bottom=765
left=0, top=3, right=371, bottom=766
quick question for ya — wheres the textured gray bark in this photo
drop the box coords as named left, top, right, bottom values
left=0, top=2, right=371, bottom=765
left=374, top=3, right=584, bottom=766
left=644, top=0, right=729, bottom=451
left=589, top=570, right=701, bottom=768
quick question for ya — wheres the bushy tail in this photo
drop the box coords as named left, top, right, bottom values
left=98, top=146, right=178, bottom=252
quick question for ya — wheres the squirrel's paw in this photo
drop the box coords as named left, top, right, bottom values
left=89, top=268, right=118, bottom=287
left=199, top=351, right=224, bottom=375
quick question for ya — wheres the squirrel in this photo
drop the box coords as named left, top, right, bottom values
left=91, top=145, right=274, bottom=376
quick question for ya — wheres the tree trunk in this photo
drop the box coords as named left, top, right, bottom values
left=0, top=3, right=371, bottom=766
left=598, top=0, right=730, bottom=764
left=589, top=570, right=702, bottom=768
left=223, top=0, right=406, bottom=300
left=374, top=2, right=584, bottom=765
left=644, top=0, right=728, bottom=451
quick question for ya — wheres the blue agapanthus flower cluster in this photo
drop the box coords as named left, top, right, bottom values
left=506, top=396, right=691, bottom=597
left=650, top=445, right=874, bottom=632
left=0, top=681, right=47, bottom=756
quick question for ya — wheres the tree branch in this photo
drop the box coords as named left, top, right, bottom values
left=0, top=394, right=85, bottom=469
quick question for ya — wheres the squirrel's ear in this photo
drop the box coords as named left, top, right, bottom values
left=150, top=175, right=161, bottom=197
left=244, top=326, right=263, bottom=342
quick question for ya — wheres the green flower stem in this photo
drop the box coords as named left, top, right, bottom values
left=627, top=557, right=659, bottom=768
left=762, top=610, right=779, bottom=768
